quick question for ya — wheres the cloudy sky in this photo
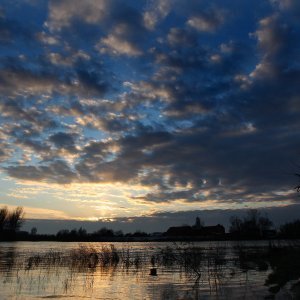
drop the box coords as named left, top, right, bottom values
left=0, top=0, right=300, bottom=232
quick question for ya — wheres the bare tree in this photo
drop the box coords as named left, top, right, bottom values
left=229, top=215, right=243, bottom=234
left=6, top=207, right=25, bottom=233
left=229, top=210, right=273, bottom=238
left=31, top=227, right=37, bottom=235
left=0, top=206, right=8, bottom=232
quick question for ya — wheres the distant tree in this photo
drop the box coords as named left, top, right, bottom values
left=94, top=227, right=114, bottom=237
left=243, top=210, right=260, bottom=236
left=115, top=230, right=124, bottom=237
left=31, top=227, right=37, bottom=235
left=56, top=229, right=70, bottom=240
left=70, top=228, right=78, bottom=238
left=78, top=227, right=87, bottom=237
left=229, top=215, right=243, bottom=234
left=55, top=228, right=88, bottom=241
left=132, top=230, right=148, bottom=237
left=258, top=214, right=273, bottom=232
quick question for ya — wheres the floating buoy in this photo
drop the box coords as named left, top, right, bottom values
left=150, top=268, right=157, bottom=276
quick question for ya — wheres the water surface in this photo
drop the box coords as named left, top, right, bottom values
left=0, top=241, right=299, bottom=299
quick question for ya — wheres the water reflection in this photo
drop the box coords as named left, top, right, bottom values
left=0, top=241, right=299, bottom=299
left=265, top=246, right=300, bottom=298
left=0, top=245, right=17, bottom=274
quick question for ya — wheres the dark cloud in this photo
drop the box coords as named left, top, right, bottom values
left=5, top=160, right=78, bottom=184
left=0, top=58, right=111, bottom=98
left=49, top=132, right=77, bottom=153
left=0, top=0, right=299, bottom=215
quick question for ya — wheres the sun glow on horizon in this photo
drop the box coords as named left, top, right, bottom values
left=0, top=172, right=296, bottom=221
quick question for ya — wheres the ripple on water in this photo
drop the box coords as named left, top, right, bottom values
left=0, top=241, right=298, bottom=299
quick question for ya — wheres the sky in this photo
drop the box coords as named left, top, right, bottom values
left=0, top=0, right=300, bottom=233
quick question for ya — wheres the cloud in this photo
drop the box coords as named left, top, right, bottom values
left=0, top=100, right=58, bottom=132
left=47, top=0, right=110, bottom=31
left=0, top=67, right=61, bottom=96
left=187, top=8, right=226, bottom=32
left=0, top=203, right=70, bottom=219
left=143, top=0, right=171, bottom=30
left=48, top=0, right=148, bottom=57
left=96, top=6, right=148, bottom=57
left=270, top=0, right=300, bottom=16
left=253, top=14, right=290, bottom=56
left=5, top=160, right=78, bottom=184
left=0, top=55, right=111, bottom=102
left=99, top=31, right=142, bottom=56
left=0, top=0, right=300, bottom=215
left=167, top=28, right=198, bottom=47
left=49, top=132, right=78, bottom=153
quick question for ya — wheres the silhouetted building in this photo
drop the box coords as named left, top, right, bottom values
left=199, top=224, right=225, bottom=236
left=166, top=226, right=193, bottom=236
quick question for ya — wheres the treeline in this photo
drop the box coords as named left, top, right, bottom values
left=16, top=225, right=150, bottom=242
left=278, top=220, right=300, bottom=239
left=229, top=210, right=300, bottom=239
left=2, top=206, right=300, bottom=241
left=0, top=206, right=24, bottom=240
left=229, top=210, right=274, bottom=239
left=25, top=217, right=300, bottom=241
left=54, top=228, right=149, bottom=241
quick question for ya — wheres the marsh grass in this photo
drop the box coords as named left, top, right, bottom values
left=20, top=242, right=229, bottom=280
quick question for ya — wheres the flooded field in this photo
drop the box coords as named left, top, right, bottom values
left=0, top=241, right=300, bottom=299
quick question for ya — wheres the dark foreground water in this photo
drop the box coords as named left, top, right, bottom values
left=0, top=241, right=300, bottom=299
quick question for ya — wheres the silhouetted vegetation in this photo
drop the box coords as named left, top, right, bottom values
left=51, top=227, right=149, bottom=242
left=279, top=219, right=300, bottom=239
left=16, top=226, right=149, bottom=242
left=229, top=209, right=274, bottom=239
left=2, top=207, right=300, bottom=242
left=20, top=243, right=228, bottom=283
left=0, top=206, right=24, bottom=240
